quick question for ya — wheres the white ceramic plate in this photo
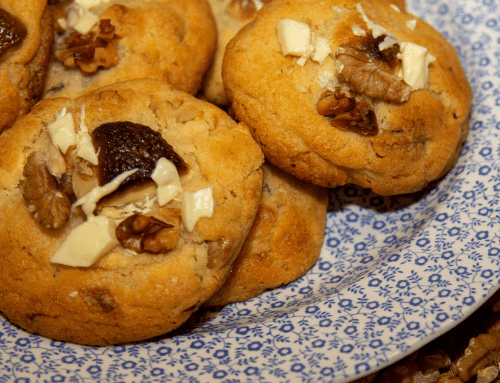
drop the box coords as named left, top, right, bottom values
left=1, top=0, right=499, bottom=382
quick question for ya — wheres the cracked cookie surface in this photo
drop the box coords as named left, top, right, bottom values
left=222, top=0, right=471, bottom=195
left=0, top=78, right=264, bottom=345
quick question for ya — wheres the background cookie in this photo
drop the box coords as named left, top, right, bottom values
left=222, top=0, right=471, bottom=195
left=202, top=0, right=405, bottom=106
left=43, top=0, right=216, bottom=99
left=0, top=78, right=264, bottom=345
left=0, top=0, right=53, bottom=133
left=202, top=0, right=272, bottom=106
left=205, top=162, right=328, bottom=307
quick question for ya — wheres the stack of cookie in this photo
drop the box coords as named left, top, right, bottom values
left=0, top=0, right=470, bottom=346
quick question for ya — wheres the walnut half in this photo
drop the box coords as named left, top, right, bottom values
left=116, top=209, right=180, bottom=254
left=317, top=87, right=378, bottom=135
left=20, top=149, right=71, bottom=230
left=335, top=45, right=411, bottom=103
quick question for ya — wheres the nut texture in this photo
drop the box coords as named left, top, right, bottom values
left=20, top=150, right=71, bottom=230
left=336, top=45, right=411, bottom=103
left=116, top=210, right=180, bottom=253
left=54, top=19, right=119, bottom=73
left=317, top=87, right=378, bottom=135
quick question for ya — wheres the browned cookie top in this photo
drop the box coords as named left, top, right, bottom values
left=223, top=0, right=472, bottom=195
left=0, top=78, right=264, bottom=345
left=43, top=0, right=217, bottom=98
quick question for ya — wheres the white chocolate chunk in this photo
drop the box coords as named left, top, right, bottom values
left=398, top=42, right=436, bottom=90
left=50, top=216, right=119, bottom=267
left=76, top=106, right=98, bottom=165
left=48, top=108, right=76, bottom=155
left=151, top=158, right=183, bottom=206
left=379, top=35, right=398, bottom=51
left=351, top=24, right=367, bottom=37
left=312, top=35, right=332, bottom=63
left=181, top=186, right=214, bottom=232
left=406, top=19, right=417, bottom=30
left=68, top=0, right=113, bottom=35
left=277, top=19, right=312, bottom=57
left=389, top=4, right=401, bottom=12
left=57, top=17, right=67, bottom=30
left=250, top=0, right=264, bottom=11
left=71, top=7, right=99, bottom=35
left=73, top=169, right=139, bottom=217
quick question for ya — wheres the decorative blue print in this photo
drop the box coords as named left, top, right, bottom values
left=1, top=0, right=500, bottom=382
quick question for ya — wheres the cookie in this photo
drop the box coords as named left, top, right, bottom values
left=202, top=0, right=272, bottom=106
left=202, top=0, right=405, bottom=106
left=222, top=0, right=472, bottom=195
left=0, top=78, right=264, bottom=345
left=43, top=0, right=216, bottom=99
left=0, top=0, right=53, bottom=133
left=205, top=162, right=328, bottom=307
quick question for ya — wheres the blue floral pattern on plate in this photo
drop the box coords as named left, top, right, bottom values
left=1, top=0, right=500, bottom=381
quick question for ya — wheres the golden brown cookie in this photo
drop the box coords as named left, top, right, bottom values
left=0, top=78, right=264, bottom=345
left=205, top=162, right=328, bottom=307
left=222, top=0, right=471, bottom=195
left=43, top=0, right=216, bottom=99
left=0, top=0, right=53, bottom=133
left=202, top=0, right=272, bottom=106
left=202, top=0, right=404, bottom=106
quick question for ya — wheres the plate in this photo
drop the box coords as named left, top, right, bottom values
left=1, top=0, right=499, bottom=382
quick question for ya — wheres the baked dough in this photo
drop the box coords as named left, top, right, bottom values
left=222, top=0, right=471, bottom=195
left=0, top=0, right=53, bottom=133
left=202, top=0, right=272, bottom=106
left=0, top=78, right=264, bottom=345
left=203, top=0, right=406, bottom=106
left=205, top=162, right=328, bottom=307
left=43, top=0, right=216, bottom=99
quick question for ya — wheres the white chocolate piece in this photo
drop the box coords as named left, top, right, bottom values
left=76, top=106, right=98, bottom=166
left=398, top=42, right=436, bottom=90
left=151, top=158, right=183, bottom=206
left=277, top=19, right=312, bottom=57
left=50, top=216, right=119, bottom=267
left=181, top=186, right=214, bottom=232
left=47, top=108, right=76, bottom=155
left=73, top=169, right=139, bottom=217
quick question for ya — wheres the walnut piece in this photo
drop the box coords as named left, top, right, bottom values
left=372, top=350, right=450, bottom=383
left=335, top=45, right=411, bottom=103
left=0, top=8, right=27, bottom=56
left=20, top=150, right=71, bottom=230
left=454, top=330, right=500, bottom=382
left=54, top=19, right=118, bottom=73
left=317, top=87, right=378, bottom=135
left=116, top=209, right=180, bottom=254
left=476, top=365, right=499, bottom=383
